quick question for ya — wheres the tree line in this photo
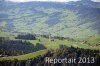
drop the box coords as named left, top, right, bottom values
left=0, top=37, right=46, bottom=56
left=15, top=34, right=36, bottom=40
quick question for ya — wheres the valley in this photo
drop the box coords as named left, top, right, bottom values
left=0, top=0, right=100, bottom=66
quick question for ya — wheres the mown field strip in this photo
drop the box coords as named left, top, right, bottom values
left=0, top=50, right=47, bottom=60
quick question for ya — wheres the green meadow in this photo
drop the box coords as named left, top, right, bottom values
left=0, top=35, right=100, bottom=60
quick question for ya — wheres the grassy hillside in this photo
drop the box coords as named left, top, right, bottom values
left=0, top=35, right=100, bottom=61
left=87, top=36, right=100, bottom=44
left=0, top=1, right=100, bottom=38
left=29, top=36, right=100, bottom=49
left=0, top=0, right=100, bottom=61
left=0, top=50, right=46, bottom=60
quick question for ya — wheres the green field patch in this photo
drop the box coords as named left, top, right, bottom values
left=0, top=50, right=47, bottom=60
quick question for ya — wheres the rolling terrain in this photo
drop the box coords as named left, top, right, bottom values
left=0, top=0, right=100, bottom=38
left=0, top=0, right=100, bottom=66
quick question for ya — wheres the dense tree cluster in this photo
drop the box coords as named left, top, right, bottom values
left=41, top=35, right=49, bottom=38
left=0, top=37, right=46, bottom=56
left=15, top=34, right=36, bottom=40
left=53, top=36, right=75, bottom=41
left=0, top=46, right=99, bottom=66
left=41, top=35, right=74, bottom=41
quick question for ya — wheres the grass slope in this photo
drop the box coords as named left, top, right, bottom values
left=0, top=50, right=46, bottom=60
left=28, top=36, right=100, bottom=50
left=0, top=36, right=100, bottom=61
left=0, top=2, right=100, bottom=38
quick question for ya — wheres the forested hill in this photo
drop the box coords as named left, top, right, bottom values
left=0, top=0, right=100, bottom=38
left=0, top=46, right=100, bottom=66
